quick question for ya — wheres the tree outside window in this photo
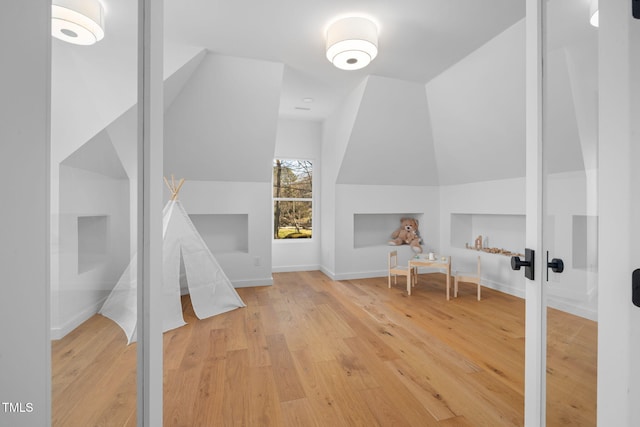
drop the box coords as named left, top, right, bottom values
left=273, top=159, right=312, bottom=239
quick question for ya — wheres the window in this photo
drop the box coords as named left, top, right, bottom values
left=273, top=159, right=313, bottom=239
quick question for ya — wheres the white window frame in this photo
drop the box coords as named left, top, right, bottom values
left=272, top=158, right=314, bottom=241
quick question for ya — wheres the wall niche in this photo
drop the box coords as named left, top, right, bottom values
left=77, top=215, right=109, bottom=274
left=354, top=213, right=423, bottom=249
left=189, top=213, right=249, bottom=254
left=572, top=214, right=598, bottom=271
left=451, top=213, right=525, bottom=256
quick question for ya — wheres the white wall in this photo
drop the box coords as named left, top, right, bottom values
left=273, top=119, right=322, bottom=272
left=53, top=167, right=130, bottom=338
left=164, top=53, right=284, bottom=182
left=337, top=75, right=439, bottom=186
left=426, top=19, right=526, bottom=185
left=320, top=78, right=368, bottom=275
left=50, top=110, right=137, bottom=339
left=439, top=174, right=597, bottom=319
left=175, top=180, right=273, bottom=287
left=0, top=1, right=50, bottom=425
left=440, top=178, right=527, bottom=297
left=163, top=53, right=284, bottom=286
left=331, top=184, right=440, bottom=280
left=545, top=170, right=598, bottom=320
left=50, top=14, right=203, bottom=338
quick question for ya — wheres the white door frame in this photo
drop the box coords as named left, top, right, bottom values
left=524, top=0, right=545, bottom=425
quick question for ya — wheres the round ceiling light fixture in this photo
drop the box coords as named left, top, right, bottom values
left=326, top=17, right=378, bottom=71
left=52, top=0, right=105, bottom=45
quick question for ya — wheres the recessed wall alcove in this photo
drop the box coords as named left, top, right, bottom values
left=77, top=215, right=109, bottom=274
left=450, top=213, right=525, bottom=255
left=189, top=213, right=249, bottom=254
left=572, top=214, right=598, bottom=271
left=354, top=213, right=424, bottom=249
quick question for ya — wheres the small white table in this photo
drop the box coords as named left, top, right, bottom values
left=408, top=255, right=452, bottom=299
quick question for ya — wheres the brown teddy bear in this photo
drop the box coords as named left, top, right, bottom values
left=388, top=217, right=423, bottom=253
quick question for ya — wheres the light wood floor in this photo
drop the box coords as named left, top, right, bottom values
left=52, top=271, right=596, bottom=426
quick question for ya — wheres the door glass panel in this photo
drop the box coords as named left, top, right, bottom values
left=543, top=1, right=598, bottom=425
left=51, top=1, right=139, bottom=424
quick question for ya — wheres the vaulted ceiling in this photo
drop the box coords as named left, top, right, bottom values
left=52, top=0, right=597, bottom=187
left=164, top=0, right=525, bottom=121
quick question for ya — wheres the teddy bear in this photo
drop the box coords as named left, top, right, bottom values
left=388, top=217, right=423, bottom=253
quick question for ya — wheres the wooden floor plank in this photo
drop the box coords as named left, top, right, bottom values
left=385, top=357, right=458, bottom=421
left=244, top=305, right=272, bottom=368
left=221, top=349, right=250, bottom=426
left=247, top=366, right=283, bottom=426
left=264, top=334, right=306, bottom=402
left=280, top=398, right=321, bottom=427
left=189, top=358, right=226, bottom=427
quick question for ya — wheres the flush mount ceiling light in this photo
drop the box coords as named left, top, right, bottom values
left=52, top=0, right=105, bottom=45
left=326, top=17, right=378, bottom=71
left=589, top=0, right=599, bottom=27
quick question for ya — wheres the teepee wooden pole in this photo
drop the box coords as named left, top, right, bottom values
left=164, top=176, right=186, bottom=201
left=174, top=179, right=185, bottom=199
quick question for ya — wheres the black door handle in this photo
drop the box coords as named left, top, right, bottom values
left=511, top=257, right=529, bottom=270
left=633, top=269, right=640, bottom=308
left=511, top=248, right=534, bottom=280
left=546, top=251, right=564, bottom=281
left=548, top=258, right=564, bottom=273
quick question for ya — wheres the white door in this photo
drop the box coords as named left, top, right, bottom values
left=525, top=0, right=640, bottom=425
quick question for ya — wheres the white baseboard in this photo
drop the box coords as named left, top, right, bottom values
left=232, top=277, right=273, bottom=288
left=547, top=298, right=597, bottom=321
left=480, top=278, right=526, bottom=299
left=332, top=270, right=387, bottom=281
left=272, top=264, right=320, bottom=273
left=319, top=265, right=336, bottom=280
left=51, top=297, right=107, bottom=340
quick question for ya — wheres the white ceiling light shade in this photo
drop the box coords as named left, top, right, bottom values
left=52, top=0, right=105, bottom=45
left=590, top=0, right=599, bottom=27
left=326, top=17, right=378, bottom=71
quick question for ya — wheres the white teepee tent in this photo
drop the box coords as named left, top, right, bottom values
left=100, top=177, right=246, bottom=344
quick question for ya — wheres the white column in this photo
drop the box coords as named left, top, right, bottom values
left=0, top=1, right=51, bottom=426
left=137, top=0, right=164, bottom=425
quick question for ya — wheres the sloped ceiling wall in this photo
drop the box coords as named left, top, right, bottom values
left=544, top=47, right=585, bottom=174
left=164, top=53, right=284, bottom=182
left=425, top=18, right=594, bottom=185
left=564, top=40, right=598, bottom=172
left=164, top=46, right=207, bottom=111
left=336, top=75, right=439, bottom=186
left=51, top=40, right=206, bottom=165
left=322, top=78, right=369, bottom=185
left=425, top=19, right=526, bottom=186
left=61, top=130, right=128, bottom=179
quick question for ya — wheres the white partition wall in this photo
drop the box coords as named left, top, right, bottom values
left=0, top=1, right=50, bottom=426
left=598, top=0, right=640, bottom=424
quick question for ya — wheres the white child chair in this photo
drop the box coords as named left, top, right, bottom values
left=388, top=250, right=417, bottom=293
left=454, top=255, right=482, bottom=301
